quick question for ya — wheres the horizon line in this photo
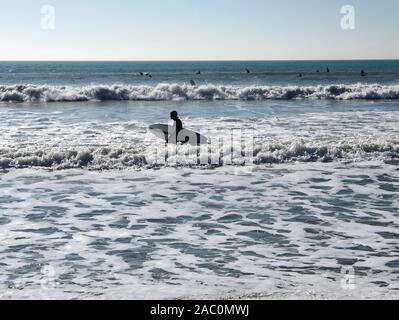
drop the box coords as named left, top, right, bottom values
left=0, top=58, right=399, bottom=63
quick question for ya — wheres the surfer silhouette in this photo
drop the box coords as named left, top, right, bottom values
left=149, top=112, right=207, bottom=146
left=168, top=111, right=183, bottom=144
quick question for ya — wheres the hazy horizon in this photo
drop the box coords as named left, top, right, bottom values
left=1, top=58, right=399, bottom=62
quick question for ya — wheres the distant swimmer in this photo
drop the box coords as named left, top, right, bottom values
left=190, top=79, right=197, bottom=86
left=316, top=70, right=320, bottom=73
left=145, top=72, right=153, bottom=78
left=246, top=68, right=251, bottom=74
left=360, top=70, right=366, bottom=77
left=138, top=72, right=144, bottom=76
left=196, top=70, right=201, bottom=75
left=326, top=67, right=330, bottom=73
left=298, top=73, right=303, bottom=78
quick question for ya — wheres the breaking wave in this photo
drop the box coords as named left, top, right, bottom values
left=1, top=138, right=398, bottom=170
left=1, top=83, right=399, bottom=102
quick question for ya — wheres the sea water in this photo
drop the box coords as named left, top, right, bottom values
left=0, top=61, right=398, bottom=299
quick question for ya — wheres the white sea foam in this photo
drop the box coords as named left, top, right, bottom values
left=0, top=137, right=398, bottom=170
left=1, top=96, right=399, bottom=299
left=0, top=108, right=398, bottom=170
left=1, top=83, right=399, bottom=102
left=1, top=163, right=399, bottom=299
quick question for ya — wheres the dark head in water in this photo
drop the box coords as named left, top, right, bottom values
left=326, top=67, right=330, bottom=73
left=246, top=68, right=251, bottom=74
left=170, top=111, right=179, bottom=121
left=360, top=70, right=366, bottom=77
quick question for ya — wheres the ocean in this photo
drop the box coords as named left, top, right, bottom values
left=0, top=60, right=398, bottom=299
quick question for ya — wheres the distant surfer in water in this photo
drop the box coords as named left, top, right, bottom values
left=168, top=111, right=183, bottom=144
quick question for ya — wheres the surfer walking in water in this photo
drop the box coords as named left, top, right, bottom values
left=168, top=111, right=183, bottom=144
left=149, top=111, right=207, bottom=147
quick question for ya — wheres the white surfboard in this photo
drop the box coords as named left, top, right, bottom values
left=149, top=124, right=208, bottom=146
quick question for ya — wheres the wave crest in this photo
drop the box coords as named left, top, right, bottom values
left=1, top=138, right=398, bottom=170
left=1, top=83, right=399, bottom=102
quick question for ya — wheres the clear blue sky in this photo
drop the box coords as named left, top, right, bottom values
left=1, top=0, right=398, bottom=60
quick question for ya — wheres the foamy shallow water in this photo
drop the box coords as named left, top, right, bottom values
left=0, top=161, right=398, bottom=300
left=1, top=100, right=399, bottom=169
left=0, top=98, right=399, bottom=299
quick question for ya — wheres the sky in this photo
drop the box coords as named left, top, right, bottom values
left=0, top=0, right=398, bottom=60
